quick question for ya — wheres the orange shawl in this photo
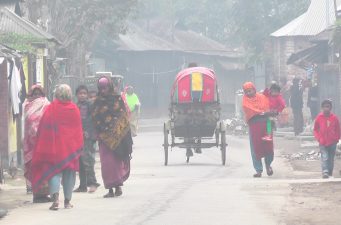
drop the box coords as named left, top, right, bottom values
left=242, top=82, right=269, bottom=122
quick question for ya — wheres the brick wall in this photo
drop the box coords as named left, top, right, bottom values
left=0, top=60, right=9, bottom=167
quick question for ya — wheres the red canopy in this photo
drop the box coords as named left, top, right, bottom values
left=171, top=67, right=217, bottom=103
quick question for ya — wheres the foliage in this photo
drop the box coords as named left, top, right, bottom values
left=231, top=0, right=310, bottom=53
left=0, top=32, right=44, bottom=53
left=25, top=0, right=137, bottom=75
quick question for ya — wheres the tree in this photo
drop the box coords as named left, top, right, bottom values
left=24, top=0, right=137, bottom=77
left=230, top=0, right=310, bottom=54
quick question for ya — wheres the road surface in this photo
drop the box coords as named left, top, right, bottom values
left=2, top=123, right=339, bottom=225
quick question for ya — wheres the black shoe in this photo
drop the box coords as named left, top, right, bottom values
left=115, top=187, right=123, bottom=197
left=266, top=167, right=274, bottom=176
left=49, top=193, right=59, bottom=211
left=73, top=187, right=87, bottom=193
left=253, top=172, right=262, bottom=178
left=103, top=192, right=115, bottom=198
left=64, top=199, right=74, bottom=209
left=322, top=174, right=329, bottom=179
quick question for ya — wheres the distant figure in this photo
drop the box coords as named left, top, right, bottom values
left=88, top=90, right=97, bottom=103
left=74, top=85, right=100, bottom=193
left=307, top=84, right=319, bottom=121
left=188, top=62, right=198, bottom=68
left=92, top=77, right=133, bottom=198
left=290, top=78, right=304, bottom=136
left=263, top=83, right=286, bottom=141
left=314, top=100, right=340, bottom=179
left=23, top=85, right=50, bottom=203
left=242, top=82, right=275, bottom=178
left=125, top=86, right=141, bottom=137
left=31, top=84, right=83, bottom=210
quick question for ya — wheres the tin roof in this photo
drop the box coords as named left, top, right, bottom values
left=271, top=0, right=341, bottom=37
left=0, top=7, right=59, bottom=43
left=116, top=23, right=242, bottom=58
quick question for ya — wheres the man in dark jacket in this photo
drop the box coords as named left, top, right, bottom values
left=290, top=78, right=304, bottom=136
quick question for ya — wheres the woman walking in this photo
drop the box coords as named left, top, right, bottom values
left=31, top=84, right=83, bottom=210
left=23, top=85, right=50, bottom=203
left=242, top=82, right=274, bottom=178
left=92, top=77, right=133, bottom=198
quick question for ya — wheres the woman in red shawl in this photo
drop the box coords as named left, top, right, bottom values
left=31, top=84, right=83, bottom=210
left=23, top=85, right=50, bottom=202
left=92, top=77, right=132, bottom=198
left=242, top=82, right=275, bottom=178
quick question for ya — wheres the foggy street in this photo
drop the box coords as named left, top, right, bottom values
left=3, top=1, right=341, bottom=225
left=1, top=120, right=340, bottom=225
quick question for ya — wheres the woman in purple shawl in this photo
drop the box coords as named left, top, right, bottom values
left=92, top=76, right=133, bottom=198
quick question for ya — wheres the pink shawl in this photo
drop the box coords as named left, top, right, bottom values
left=23, top=97, right=50, bottom=182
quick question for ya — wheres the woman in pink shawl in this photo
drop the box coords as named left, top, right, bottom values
left=23, top=85, right=50, bottom=203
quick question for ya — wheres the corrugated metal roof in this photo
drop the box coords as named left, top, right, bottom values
left=0, top=8, right=59, bottom=43
left=271, top=0, right=341, bottom=37
left=117, top=23, right=242, bottom=58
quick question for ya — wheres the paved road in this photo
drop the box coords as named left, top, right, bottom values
left=2, top=126, right=339, bottom=225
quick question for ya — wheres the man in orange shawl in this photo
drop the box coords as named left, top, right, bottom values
left=242, top=82, right=274, bottom=178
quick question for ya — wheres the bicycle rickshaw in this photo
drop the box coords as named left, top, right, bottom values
left=163, top=67, right=227, bottom=165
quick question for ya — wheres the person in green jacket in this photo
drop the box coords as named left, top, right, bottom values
left=125, top=86, right=141, bottom=137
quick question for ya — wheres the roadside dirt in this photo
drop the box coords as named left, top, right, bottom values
left=275, top=137, right=341, bottom=225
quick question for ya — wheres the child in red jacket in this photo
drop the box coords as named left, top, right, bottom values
left=314, top=99, right=341, bottom=179
left=262, top=83, right=286, bottom=141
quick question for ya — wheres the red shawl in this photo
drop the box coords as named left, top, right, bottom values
left=31, top=99, right=83, bottom=193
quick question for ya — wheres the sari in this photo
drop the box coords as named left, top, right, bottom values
left=31, top=99, right=83, bottom=193
left=92, top=78, right=133, bottom=189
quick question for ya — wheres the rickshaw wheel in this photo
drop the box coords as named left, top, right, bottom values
left=221, top=131, right=227, bottom=166
left=163, top=124, right=169, bottom=166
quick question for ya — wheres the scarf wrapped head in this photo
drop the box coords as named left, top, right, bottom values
left=243, top=82, right=255, bottom=92
left=27, top=85, right=45, bottom=102
left=242, top=82, right=269, bottom=122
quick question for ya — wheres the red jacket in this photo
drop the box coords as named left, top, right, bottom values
left=263, top=88, right=286, bottom=113
left=314, top=113, right=341, bottom=146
